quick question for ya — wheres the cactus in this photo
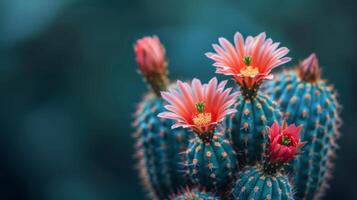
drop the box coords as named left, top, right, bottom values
left=227, top=92, right=282, bottom=165
left=158, top=77, right=239, bottom=190
left=171, top=187, right=219, bottom=200
left=133, top=93, right=189, bottom=199
left=131, top=33, right=342, bottom=200
left=185, top=132, right=238, bottom=189
left=263, top=53, right=341, bottom=199
left=133, top=36, right=190, bottom=199
left=206, top=32, right=288, bottom=165
left=231, top=165, right=294, bottom=200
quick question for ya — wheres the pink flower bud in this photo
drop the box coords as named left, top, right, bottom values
left=134, top=36, right=168, bottom=95
left=134, top=36, right=166, bottom=76
left=298, top=53, right=321, bottom=82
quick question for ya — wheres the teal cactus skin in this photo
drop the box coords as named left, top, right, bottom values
left=133, top=93, right=189, bottom=199
left=227, top=91, right=282, bottom=165
left=185, top=132, right=238, bottom=189
left=171, top=187, right=219, bottom=200
left=231, top=166, right=294, bottom=200
left=263, top=68, right=341, bottom=199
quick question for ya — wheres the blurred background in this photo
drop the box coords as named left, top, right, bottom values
left=0, top=0, right=356, bottom=199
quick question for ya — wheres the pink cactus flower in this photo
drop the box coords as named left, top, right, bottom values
left=158, top=77, right=238, bottom=134
left=268, top=121, right=305, bottom=163
left=206, top=32, right=291, bottom=89
left=134, top=36, right=167, bottom=77
left=298, top=53, right=321, bottom=82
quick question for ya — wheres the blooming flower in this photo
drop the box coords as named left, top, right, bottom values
left=298, top=53, right=321, bottom=82
left=206, top=32, right=291, bottom=89
left=158, top=77, right=238, bottom=134
left=134, top=36, right=168, bottom=95
left=268, top=121, right=305, bottom=163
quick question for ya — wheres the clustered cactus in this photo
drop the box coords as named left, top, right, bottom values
left=132, top=33, right=341, bottom=200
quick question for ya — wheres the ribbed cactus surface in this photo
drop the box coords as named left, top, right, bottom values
left=185, top=132, right=238, bottom=189
left=231, top=166, right=294, bottom=200
left=263, top=69, right=340, bottom=199
left=133, top=93, right=189, bottom=199
left=228, top=92, right=282, bottom=165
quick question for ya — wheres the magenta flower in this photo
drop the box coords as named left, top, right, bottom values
left=206, top=32, right=291, bottom=89
left=268, top=121, right=305, bottom=163
left=158, top=77, right=238, bottom=134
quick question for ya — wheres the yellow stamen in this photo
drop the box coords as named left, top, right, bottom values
left=193, top=112, right=212, bottom=126
left=240, top=66, right=259, bottom=77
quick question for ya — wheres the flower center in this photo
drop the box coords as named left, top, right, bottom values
left=192, top=113, right=212, bottom=126
left=281, top=136, right=291, bottom=146
left=192, top=102, right=212, bottom=126
left=240, top=56, right=259, bottom=77
left=240, top=66, right=259, bottom=77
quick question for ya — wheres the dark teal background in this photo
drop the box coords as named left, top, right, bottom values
left=0, top=0, right=356, bottom=199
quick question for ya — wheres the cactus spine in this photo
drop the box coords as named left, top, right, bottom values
left=263, top=54, right=341, bottom=199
